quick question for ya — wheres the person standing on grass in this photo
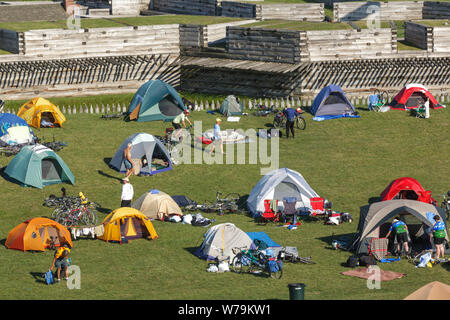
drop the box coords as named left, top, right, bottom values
left=121, top=178, right=134, bottom=207
left=282, top=107, right=299, bottom=139
left=385, top=217, right=410, bottom=257
left=50, top=243, right=71, bottom=283
left=430, top=215, right=446, bottom=260
left=210, top=118, right=224, bottom=155
left=123, top=142, right=134, bottom=180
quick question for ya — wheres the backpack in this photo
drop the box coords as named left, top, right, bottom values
left=346, top=256, right=359, bottom=268
left=359, top=254, right=377, bottom=266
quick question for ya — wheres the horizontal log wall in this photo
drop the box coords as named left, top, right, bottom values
left=179, top=24, right=204, bottom=48
left=150, top=0, right=217, bottom=16
left=432, top=26, right=450, bottom=53
left=305, top=28, right=394, bottom=61
left=226, top=27, right=301, bottom=64
left=205, top=20, right=257, bottom=45
left=0, top=54, right=181, bottom=100
left=404, top=22, right=431, bottom=51
left=111, top=0, right=149, bottom=15
left=334, top=1, right=424, bottom=22
left=0, top=29, right=20, bottom=54
left=181, top=56, right=450, bottom=98
left=21, top=25, right=180, bottom=57
left=221, top=1, right=256, bottom=18
left=423, top=1, right=450, bottom=19
left=259, top=3, right=324, bottom=22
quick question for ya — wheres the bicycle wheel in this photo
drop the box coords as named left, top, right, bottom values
left=380, top=91, right=389, bottom=105
left=268, top=260, right=283, bottom=279
left=295, top=116, right=306, bottom=130
left=231, top=254, right=249, bottom=274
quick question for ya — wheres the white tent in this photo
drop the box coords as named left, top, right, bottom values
left=247, top=168, right=320, bottom=216
left=195, top=223, right=253, bottom=261
left=109, top=133, right=172, bottom=176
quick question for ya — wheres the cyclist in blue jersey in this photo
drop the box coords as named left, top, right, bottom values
left=385, top=217, right=410, bottom=257
left=430, top=215, right=446, bottom=260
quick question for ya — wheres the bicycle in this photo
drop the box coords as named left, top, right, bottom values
left=231, top=246, right=283, bottom=279
left=273, top=108, right=306, bottom=130
left=252, top=105, right=279, bottom=117
left=439, top=191, right=450, bottom=220
left=369, top=89, right=389, bottom=112
left=156, top=127, right=191, bottom=165
left=46, top=190, right=98, bottom=227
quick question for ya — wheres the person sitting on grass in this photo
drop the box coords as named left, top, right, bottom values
left=385, top=217, right=410, bottom=257
left=50, top=243, right=71, bottom=283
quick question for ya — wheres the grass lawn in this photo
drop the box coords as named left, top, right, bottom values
left=0, top=93, right=449, bottom=300
left=0, top=15, right=244, bottom=32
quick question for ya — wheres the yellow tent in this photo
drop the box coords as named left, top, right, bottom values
left=17, top=97, right=66, bottom=128
left=98, top=207, right=158, bottom=243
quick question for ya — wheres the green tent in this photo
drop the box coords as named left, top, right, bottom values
left=4, top=144, right=75, bottom=189
left=127, top=80, right=186, bottom=122
left=219, top=95, right=243, bottom=117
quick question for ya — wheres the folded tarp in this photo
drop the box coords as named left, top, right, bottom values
left=246, top=231, right=281, bottom=248
left=171, top=195, right=197, bottom=207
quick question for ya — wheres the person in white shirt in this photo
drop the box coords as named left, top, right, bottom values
left=121, top=178, right=134, bottom=207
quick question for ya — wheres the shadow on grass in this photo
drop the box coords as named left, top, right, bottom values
left=368, top=197, right=381, bottom=204
left=30, top=271, right=47, bottom=284
left=98, top=169, right=122, bottom=182
left=317, top=232, right=357, bottom=251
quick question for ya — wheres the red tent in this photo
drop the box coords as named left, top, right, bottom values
left=380, top=177, right=436, bottom=205
left=389, top=84, right=444, bottom=110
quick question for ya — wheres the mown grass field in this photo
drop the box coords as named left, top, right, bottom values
left=0, top=94, right=448, bottom=300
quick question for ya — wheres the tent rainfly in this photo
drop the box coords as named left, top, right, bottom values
left=127, top=80, right=186, bottom=122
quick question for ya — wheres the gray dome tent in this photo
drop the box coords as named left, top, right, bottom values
left=219, top=95, right=243, bottom=117
left=246, top=168, right=320, bottom=217
left=109, top=133, right=172, bottom=176
left=352, top=199, right=448, bottom=254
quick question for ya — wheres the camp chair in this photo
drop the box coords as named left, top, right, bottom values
left=281, top=197, right=298, bottom=224
left=258, top=200, right=280, bottom=223
left=309, top=197, right=325, bottom=216
left=368, top=237, right=389, bottom=260
left=413, top=104, right=426, bottom=118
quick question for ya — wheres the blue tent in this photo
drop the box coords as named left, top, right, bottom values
left=127, top=80, right=186, bottom=122
left=246, top=232, right=281, bottom=248
left=0, top=113, right=35, bottom=145
left=311, top=85, right=359, bottom=121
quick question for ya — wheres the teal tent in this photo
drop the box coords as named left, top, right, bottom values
left=4, top=144, right=75, bottom=189
left=219, top=95, right=243, bottom=116
left=128, top=80, right=186, bottom=122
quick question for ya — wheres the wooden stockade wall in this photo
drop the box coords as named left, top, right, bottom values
left=226, top=27, right=302, bottom=64
left=180, top=56, right=450, bottom=97
left=221, top=2, right=324, bottom=21
left=258, top=4, right=324, bottom=21
left=0, top=29, right=20, bottom=54
left=18, top=25, right=180, bottom=57
left=404, top=22, right=450, bottom=53
left=422, top=1, right=450, bottom=19
left=150, top=0, right=218, bottom=16
left=111, top=0, right=149, bottom=15
left=404, top=22, right=431, bottom=51
left=0, top=54, right=180, bottom=100
left=334, top=1, right=424, bottom=22
left=305, top=28, right=395, bottom=61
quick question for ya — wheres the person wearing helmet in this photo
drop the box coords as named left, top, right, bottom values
left=385, top=217, right=410, bottom=257
left=172, top=109, right=192, bottom=131
left=282, top=107, right=299, bottom=139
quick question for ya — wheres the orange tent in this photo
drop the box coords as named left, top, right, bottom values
left=5, top=217, right=72, bottom=251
